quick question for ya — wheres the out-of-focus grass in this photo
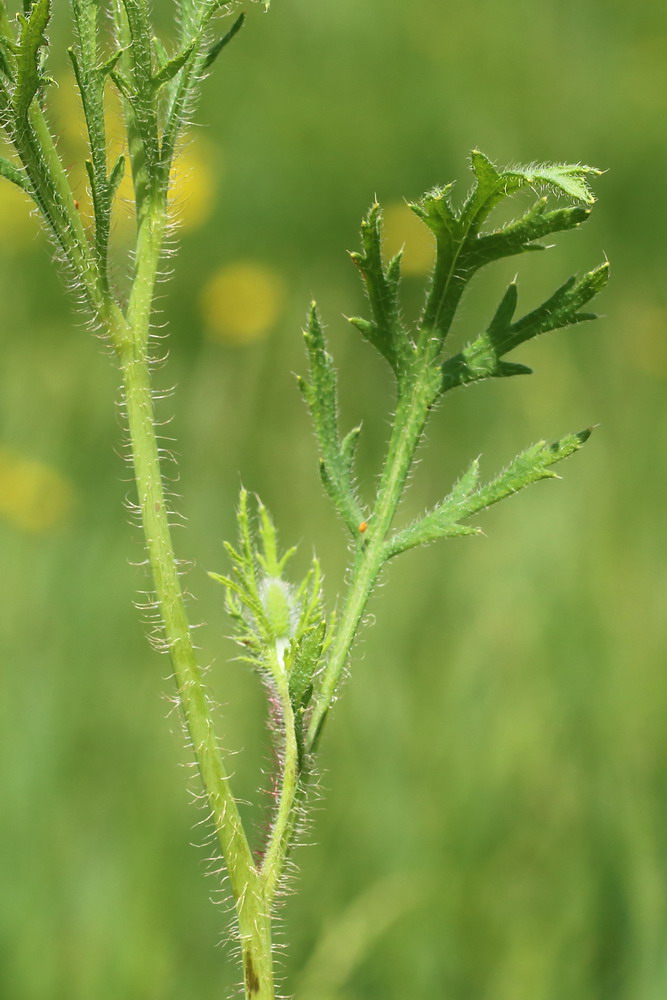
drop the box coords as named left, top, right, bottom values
left=2, top=0, right=667, bottom=997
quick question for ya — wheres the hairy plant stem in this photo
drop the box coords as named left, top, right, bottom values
left=261, top=658, right=300, bottom=901
left=117, top=332, right=277, bottom=999
left=306, top=359, right=442, bottom=750
left=108, top=200, right=277, bottom=998
left=7, top=103, right=99, bottom=305
left=238, top=900, right=274, bottom=1000
left=117, top=340, right=253, bottom=884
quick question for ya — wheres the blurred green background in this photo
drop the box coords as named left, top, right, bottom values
left=2, top=0, right=667, bottom=997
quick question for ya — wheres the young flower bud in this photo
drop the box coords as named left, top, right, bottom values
left=260, top=576, right=297, bottom=665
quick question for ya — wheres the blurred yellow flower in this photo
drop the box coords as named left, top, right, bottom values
left=168, top=136, right=219, bottom=232
left=0, top=447, right=75, bottom=533
left=200, top=262, right=286, bottom=344
left=382, top=200, right=435, bottom=277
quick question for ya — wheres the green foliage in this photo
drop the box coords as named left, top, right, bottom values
left=0, top=4, right=281, bottom=997
left=203, top=11, right=245, bottom=70
left=441, top=264, right=609, bottom=391
left=348, top=203, right=415, bottom=378
left=302, top=153, right=606, bottom=749
left=410, top=152, right=603, bottom=352
left=0, top=153, right=28, bottom=190
left=303, top=152, right=607, bottom=561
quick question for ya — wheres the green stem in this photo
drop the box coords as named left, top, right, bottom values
left=306, top=360, right=442, bottom=749
left=238, top=891, right=275, bottom=1000
left=29, top=103, right=92, bottom=263
left=126, top=198, right=166, bottom=341
left=3, top=2, right=280, bottom=994
left=260, top=660, right=300, bottom=902
left=111, top=191, right=277, bottom=996
left=9, top=107, right=100, bottom=308
left=118, top=335, right=256, bottom=901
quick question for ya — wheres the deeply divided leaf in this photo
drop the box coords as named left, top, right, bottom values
left=465, top=150, right=600, bottom=229
left=303, top=153, right=604, bottom=572
left=409, top=151, right=602, bottom=350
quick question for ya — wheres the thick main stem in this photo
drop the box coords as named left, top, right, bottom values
left=119, top=340, right=255, bottom=895
left=238, top=888, right=275, bottom=1000
left=119, top=337, right=277, bottom=999
left=111, top=189, right=277, bottom=992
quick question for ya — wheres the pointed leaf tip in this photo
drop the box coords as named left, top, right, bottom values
left=203, top=12, right=246, bottom=71
left=575, top=427, right=594, bottom=446
left=470, top=148, right=500, bottom=184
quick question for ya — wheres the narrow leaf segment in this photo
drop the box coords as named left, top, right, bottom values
left=441, top=263, right=609, bottom=392
left=385, top=430, right=592, bottom=558
left=298, top=305, right=365, bottom=535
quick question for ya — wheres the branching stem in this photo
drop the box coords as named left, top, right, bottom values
left=307, top=360, right=442, bottom=749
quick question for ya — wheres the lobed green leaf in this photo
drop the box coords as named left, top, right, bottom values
left=465, top=200, right=592, bottom=271
left=463, top=150, right=600, bottom=231
left=410, top=152, right=601, bottom=351
left=460, top=429, right=592, bottom=516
